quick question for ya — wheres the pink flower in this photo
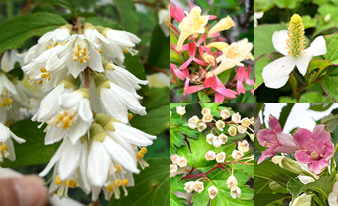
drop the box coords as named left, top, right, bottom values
left=257, top=115, right=297, bottom=164
left=203, top=75, right=237, bottom=103
left=293, top=125, right=334, bottom=174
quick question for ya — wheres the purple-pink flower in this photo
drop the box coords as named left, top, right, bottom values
left=257, top=115, right=297, bottom=164
left=293, top=125, right=334, bottom=174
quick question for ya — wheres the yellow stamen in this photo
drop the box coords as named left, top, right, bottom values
left=0, top=144, right=8, bottom=153
left=107, top=184, right=114, bottom=193
left=0, top=97, right=13, bottom=107
left=128, top=113, right=133, bottom=120
left=140, top=147, right=147, bottom=155
left=122, top=179, right=129, bottom=186
left=136, top=152, right=144, bottom=160
left=55, top=176, right=62, bottom=185
left=286, top=14, right=306, bottom=57
left=115, top=165, right=121, bottom=172
left=66, top=179, right=77, bottom=188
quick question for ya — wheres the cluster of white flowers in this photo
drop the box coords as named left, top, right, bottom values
left=170, top=154, right=188, bottom=177
left=0, top=50, right=40, bottom=164
left=21, top=22, right=156, bottom=201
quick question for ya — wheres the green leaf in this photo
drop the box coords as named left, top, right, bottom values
left=254, top=54, right=272, bottom=89
left=322, top=72, right=338, bottom=101
left=109, top=158, right=169, bottom=206
left=287, top=178, right=304, bottom=202
left=309, top=103, right=333, bottom=111
left=324, top=33, right=338, bottom=63
left=255, top=160, right=298, bottom=187
left=254, top=24, right=288, bottom=60
left=302, top=15, right=317, bottom=29
left=170, top=129, right=186, bottom=155
left=2, top=120, right=60, bottom=168
left=254, top=0, right=274, bottom=11
left=32, top=0, right=75, bottom=9
left=85, top=17, right=122, bottom=29
left=113, top=0, right=139, bottom=34
left=0, top=12, right=67, bottom=54
left=130, top=87, right=169, bottom=135
left=255, top=193, right=290, bottom=206
left=273, top=0, right=298, bottom=8
left=279, top=96, right=297, bottom=103
left=146, top=25, right=169, bottom=69
left=301, top=175, right=332, bottom=198
left=299, top=92, right=326, bottom=103
left=145, top=133, right=169, bottom=160
left=198, top=91, right=211, bottom=102
left=170, top=175, right=187, bottom=206
left=308, top=59, right=332, bottom=77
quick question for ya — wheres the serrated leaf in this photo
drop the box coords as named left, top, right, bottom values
left=113, top=0, right=139, bottom=34
left=0, top=12, right=67, bottom=54
left=170, top=175, right=188, bottom=206
left=324, top=33, right=338, bottom=63
left=146, top=25, right=169, bottom=69
left=198, top=91, right=211, bottom=103
left=109, top=158, right=169, bottom=206
left=130, top=87, right=169, bottom=135
left=2, top=120, right=60, bottom=168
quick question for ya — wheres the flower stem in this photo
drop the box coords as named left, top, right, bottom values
left=76, top=17, right=83, bottom=34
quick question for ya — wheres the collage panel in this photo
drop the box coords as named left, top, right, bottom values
left=254, top=0, right=338, bottom=103
left=170, top=103, right=254, bottom=205
left=170, top=0, right=254, bottom=103
left=255, top=103, right=338, bottom=205
left=0, top=0, right=170, bottom=206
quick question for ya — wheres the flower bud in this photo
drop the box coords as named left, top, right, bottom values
left=226, top=175, right=238, bottom=188
left=202, top=113, right=213, bottom=123
left=208, top=186, right=218, bottom=199
left=170, top=164, right=178, bottom=173
left=184, top=181, right=194, bottom=193
left=206, top=133, right=215, bottom=145
left=237, top=125, right=247, bottom=134
left=197, top=122, right=207, bottom=132
left=231, top=112, right=241, bottom=123
left=241, top=117, right=250, bottom=127
left=171, top=154, right=180, bottom=164
left=238, top=140, right=249, bottom=153
left=228, top=126, right=237, bottom=136
left=176, top=105, right=186, bottom=116
left=193, top=181, right=204, bottom=193
left=232, top=150, right=244, bottom=161
left=216, top=152, right=226, bottom=163
left=201, top=108, right=211, bottom=115
left=177, top=156, right=187, bottom=168
left=268, top=181, right=281, bottom=190
left=188, top=115, right=199, bottom=129
left=207, top=42, right=229, bottom=51
left=216, top=120, right=225, bottom=131
left=213, top=136, right=222, bottom=148
left=281, top=157, right=303, bottom=174
left=220, top=109, right=230, bottom=120
left=219, top=133, right=228, bottom=144
left=208, top=16, right=234, bottom=37
left=205, top=150, right=216, bottom=161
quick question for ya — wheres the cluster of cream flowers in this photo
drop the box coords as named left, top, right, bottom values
left=22, top=22, right=156, bottom=201
left=172, top=105, right=253, bottom=200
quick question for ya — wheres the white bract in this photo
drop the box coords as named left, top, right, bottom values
left=262, top=14, right=326, bottom=89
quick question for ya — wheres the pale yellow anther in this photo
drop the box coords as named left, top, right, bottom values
left=55, top=112, right=76, bottom=130
left=107, top=184, right=114, bottom=193
left=140, top=147, right=147, bottom=155
left=114, top=179, right=122, bottom=187
left=0, top=144, right=8, bottom=153
left=40, top=67, right=51, bottom=81
left=0, top=97, right=13, bottom=107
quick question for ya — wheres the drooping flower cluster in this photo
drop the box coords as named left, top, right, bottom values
left=170, top=105, right=254, bottom=201
left=170, top=4, right=254, bottom=102
left=257, top=115, right=334, bottom=175
left=22, top=22, right=156, bottom=201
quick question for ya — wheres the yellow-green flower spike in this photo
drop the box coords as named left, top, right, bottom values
left=287, top=14, right=306, bottom=58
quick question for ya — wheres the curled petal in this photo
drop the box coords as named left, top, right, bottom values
left=293, top=128, right=313, bottom=149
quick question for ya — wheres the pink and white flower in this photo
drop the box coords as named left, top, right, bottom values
left=293, top=124, right=334, bottom=174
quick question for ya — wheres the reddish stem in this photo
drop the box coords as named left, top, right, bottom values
left=84, top=67, right=90, bottom=89
left=21, top=1, right=31, bottom=15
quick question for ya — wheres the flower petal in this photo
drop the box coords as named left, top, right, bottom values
left=269, top=115, right=282, bottom=134
left=308, top=159, right=329, bottom=174
left=305, top=36, right=327, bottom=56
left=312, top=124, right=331, bottom=143
left=293, top=128, right=312, bottom=149
left=262, top=56, right=295, bottom=89
left=272, top=30, right=289, bottom=56
left=295, top=150, right=311, bottom=163
left=87, top=141, right=110, bottom=186
left=58, top=140, right=81, bottom=180
left=294, top=55, right=313, bottom=76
